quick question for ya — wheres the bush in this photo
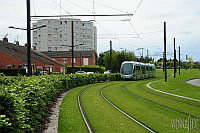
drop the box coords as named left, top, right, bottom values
left=0, top=73, right=121, bottom=132
left=0, top=69, right=26, bottom=76
left=67, top=65, right=106, bottom=74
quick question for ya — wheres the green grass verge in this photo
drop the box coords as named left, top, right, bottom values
left=58, top=84, right=97, bottom=133
left=81, top=81, right=149, bottom=133
left=150, top=69, right=200, bottom=100
left=103, top=81, right=200, bottom=132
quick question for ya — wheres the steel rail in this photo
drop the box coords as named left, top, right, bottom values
left=100, top=87, right=156, bottom=133
left=122, top=84, right=199, bottom=119
left=78, top=87, right=94, bottom=133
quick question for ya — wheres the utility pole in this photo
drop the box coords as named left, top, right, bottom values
left=164, top=22, right=167, bottom=82
left=27, top=0, right=32, bottom=76
left=110, top=40, right=112, bottom=72
left=80, top=52, right=82, bottom=71
left=174, top=38, right=176, bottom=78
left=72, top=21, right=74, bottom=73
left=179, top=46, right=181, bottom=75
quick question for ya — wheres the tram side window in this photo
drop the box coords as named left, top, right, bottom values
left=142, top=66, right=145, bottom=74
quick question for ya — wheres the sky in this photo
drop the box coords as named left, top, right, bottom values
left=1, top=0, right=200, bottom=62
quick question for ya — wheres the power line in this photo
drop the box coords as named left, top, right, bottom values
left=52, top=0, right=70, bottom=14
left=84, top=0, right=130, bottom=14
left=130, top=0, right=143, bottom=20
left=65, top=0, right=94, bottom=14
left=30, top=13, right=133, bottom=17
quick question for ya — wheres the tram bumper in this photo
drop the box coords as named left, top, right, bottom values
left=121, top=75, right=135, bottom=80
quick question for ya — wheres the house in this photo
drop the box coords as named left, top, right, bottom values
left=0, top=39, right=66, bottom=74
left=41, top=50, right=96, bottom=66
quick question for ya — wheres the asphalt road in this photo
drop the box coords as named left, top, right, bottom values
left=186, top=78, right=200, bottom=87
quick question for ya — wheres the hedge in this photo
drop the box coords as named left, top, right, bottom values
left=0, top=73, right=121, bottom=132
left=0, top=69, right=26, bottom=76
left=67, top=65, right=106, bottom=73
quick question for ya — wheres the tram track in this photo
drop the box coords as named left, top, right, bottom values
left=138, top=84, right=200, bottom=108
left=123, top=84, right=199, bottom=119
left=100, top=85, right=156, bottom=133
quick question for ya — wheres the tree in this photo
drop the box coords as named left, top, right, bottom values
left=188, top=57, right=194, bottom=70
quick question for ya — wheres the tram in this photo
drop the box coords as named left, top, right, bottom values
left=120, top=61, right=156, bottom=80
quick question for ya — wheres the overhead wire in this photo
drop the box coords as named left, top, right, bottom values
left=52, top=0, right=70, bottom=14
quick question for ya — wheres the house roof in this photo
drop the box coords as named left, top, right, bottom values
left=41, top=51, right=95, bottom=58
left=0, top=40, right=65, bottom=66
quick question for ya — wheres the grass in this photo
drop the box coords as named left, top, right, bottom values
left=81, top=81, right=148, bottom=133
left=58, top=69, right=200, bottom=132
left=150, top=69, right=200, bottom=100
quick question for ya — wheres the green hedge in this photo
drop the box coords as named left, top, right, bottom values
left=67, top=65, right=106, bottom=73
left=0, top=73, right=121, bottom=132
left=0, top=69, right=26, bottom=76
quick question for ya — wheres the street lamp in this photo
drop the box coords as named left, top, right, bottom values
left=120, top=48, right=126, bottom=61
left=61, top=43, right=83, bottom=73
left=9, top=25, right=46, bottom=76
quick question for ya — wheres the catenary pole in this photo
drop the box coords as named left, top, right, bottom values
left=164, top=22, right=167, bottom=82
left=174, top=38, right=176, bottom=78
left=179, top=46, right=181, bottom=75
left=27, top=0, right=32, bottom=76
left=110, top=40, right=112, bottom=72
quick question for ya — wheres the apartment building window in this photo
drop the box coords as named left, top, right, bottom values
left=83, top=41, right=86, bottom=45
left=33, top=24, right=37, bottom=28
left=54, top=41, right=58, bottom=45
left=48, top=21, right=51, bottom=25
left=59, top=28, right=62, bottom=32
left=38, top=35, right=41, bottom=38
left=76, top=40, right=79, bottom=44
left=39, top=41, right=41, bottom=45
left=33, top=37, right=37, bottom=41
left=54, top=47, right=58, bottom=51
left=76, top=27, right=79, bottom=31
left=48, top=34, right=51, bottom=38
left=64, top=21, right=67, bottom=25
left=88, top=42, right=92, bottom=45
left=76, top=34, right=79, bottom=38
left=38, top=22, right=41, bottom=26
left=48, top=40, right=52, bottom=45
left=64, top=27, right=67, bottom=32
left=87, top=23, right=91, bottom=27
left=83, top=29, right=86, bottom=33
left=33, top=31, right=37, bottom=35
left=64, top=40, right=67, bottom=44
left=87, top=35, right=92, bottom=40
left=83, top=35, right=86, bottom=39
left=54, top=34, right=58, bottom=39
left=33, top=43, right=37, bottom=46
left=83, top=23, right=85, bottom=26
left=60, top=40, right=62, bottom=45
left=75, top=21, right=79, bottom=24
left=60, top=21, right=62, bottom=25
left=87, top=29, right=91, bottom=33
left=54, top=28, right=58, bottom=32
left=63, top=58, right=67, bottom=63
left=48, top=27, right=51, bottom=32
left=64, top=34, right=67, bottom=38
left=54, top=21, right=58, bottom=25
left=60, top=34, right=62, bottom=38
left=48, top=47, right=52, bottom=51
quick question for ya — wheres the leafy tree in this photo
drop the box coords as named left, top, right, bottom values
left=188, top=57, right=194, bottom=70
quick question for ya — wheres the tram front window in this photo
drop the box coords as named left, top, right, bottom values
left=121, top=63, right=133, bottom=75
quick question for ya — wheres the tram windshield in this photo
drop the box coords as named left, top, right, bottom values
left=121, top=63, right=133, bottom=75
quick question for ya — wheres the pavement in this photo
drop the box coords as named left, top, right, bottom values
left=186, top=78, right=200, bottom=87
left=44, top=90, right=69, bottom=133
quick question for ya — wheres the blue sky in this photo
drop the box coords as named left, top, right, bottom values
left=1, top=0, right=200, bottom=61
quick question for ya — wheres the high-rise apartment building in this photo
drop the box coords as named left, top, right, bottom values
left=32, top=18, right=97, bottom=52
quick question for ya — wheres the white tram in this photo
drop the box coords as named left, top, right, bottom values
left=120, top=61, right=156, bottom=80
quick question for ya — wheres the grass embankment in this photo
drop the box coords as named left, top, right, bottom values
left=150, top=69, right=200, bottom=100
left=58, top=69, right=200, bottom=132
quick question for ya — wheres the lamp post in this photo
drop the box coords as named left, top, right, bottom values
left=9, top=24, right=46, bottom=76
left=120, top=48, right=126, bottom=61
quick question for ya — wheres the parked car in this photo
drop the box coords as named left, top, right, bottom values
left=40, top=71, right=47, bottom=75
left=104, top=70, right=111, bottom=74
left=87, top=72, right=94, bottom=74
left=75, top=71, right=86, bottom=74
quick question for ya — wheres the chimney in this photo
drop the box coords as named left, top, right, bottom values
left=3, top=37, right=8, bottom=43
left=24, top=43, right=28, bottom=47
left=16, top=41, right=19, bottom=45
